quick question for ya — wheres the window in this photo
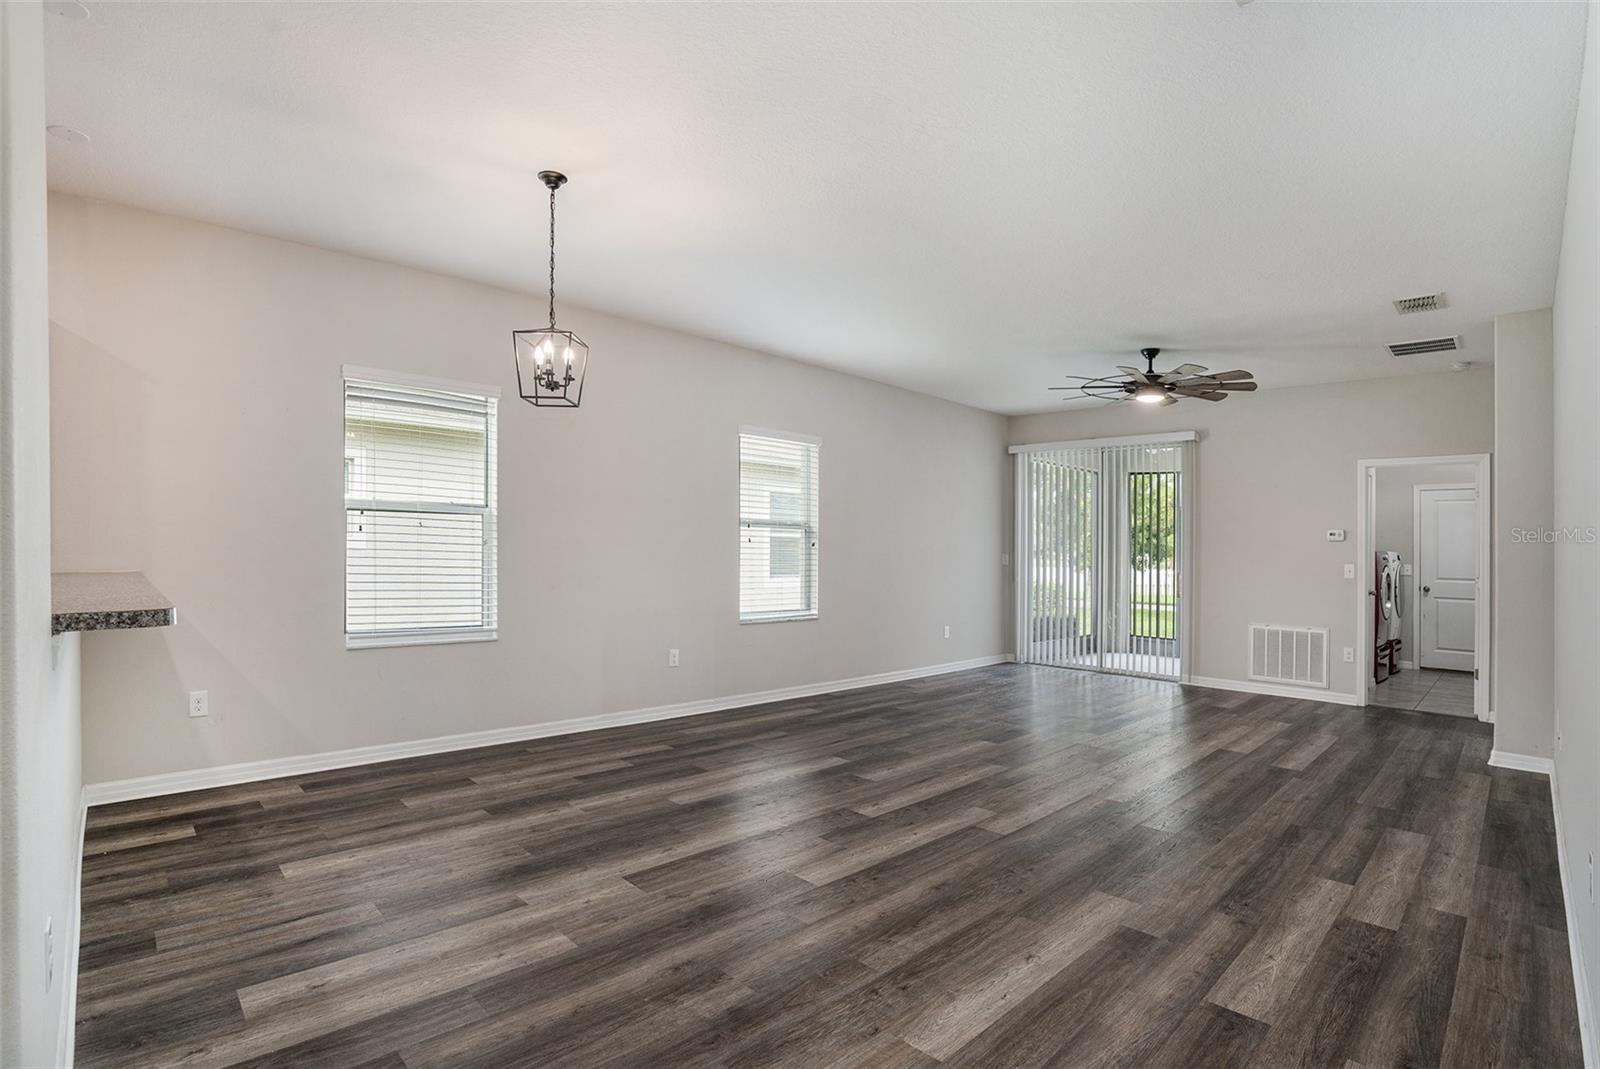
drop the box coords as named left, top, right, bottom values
left=344, top=367, right=498, bottom=648
left=739, top=430, right=819, bottom=621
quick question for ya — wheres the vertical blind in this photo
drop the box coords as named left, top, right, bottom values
left=344, top=373, right=498, bottom=645
left=1019, top=447, right=1100, bottom=672
left=1016, top=439, right=1191, bottom=681
left=739, top=431, right=819, bottom=621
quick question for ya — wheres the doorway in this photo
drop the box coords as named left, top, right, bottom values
left=1355, top=455, right=1490, bottom=720
left=1012, top=433, right=1195, bottom=681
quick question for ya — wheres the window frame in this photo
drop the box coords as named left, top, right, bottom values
left=737, top=427, right=821, bottom=624
left=342, top=365, right=500, bottom=650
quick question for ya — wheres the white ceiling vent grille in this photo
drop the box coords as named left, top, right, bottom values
left=1393, top=292, right=1446, bottom=315
left=1249, top=624, right=1328, bottom=689
left=1388, top=335, right=1462, bottom=358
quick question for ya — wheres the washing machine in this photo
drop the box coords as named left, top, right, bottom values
left=1374, top=551, right=1404, bottom=682
left=1377, top=552, right=1403, bottom=643
left=1374, top=549, right=1404, bottom=684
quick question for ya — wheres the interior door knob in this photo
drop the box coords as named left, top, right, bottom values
left=1421, top=585, right=1431, bottom=595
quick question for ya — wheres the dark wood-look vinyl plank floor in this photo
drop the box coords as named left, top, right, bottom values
left=74, top=665, right=1583, bottom=1068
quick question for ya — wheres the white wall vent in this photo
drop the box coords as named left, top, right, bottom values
left=1393, top=292, right=1446, bottom=315
left=1248, top=624, right=1328, bottom=688
left=1387, top=335, right=1462, bottom=358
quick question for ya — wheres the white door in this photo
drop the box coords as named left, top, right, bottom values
left=1417, top=486, right=1477, bottom=671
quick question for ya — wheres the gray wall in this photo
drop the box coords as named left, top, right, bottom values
left=1, top=4, right=83, bottom=1066
left=1009, top=369, right=1495, bottom=698
left=1552, top=3, right=1599, bottom=1052
left=47, top=195, right=1011, bottom=787
left=1493, top=308, right=1556, bottom=758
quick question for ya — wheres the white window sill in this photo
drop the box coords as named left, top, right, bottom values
left=346, top=630, right=498, bottom=650
left=739, top=613, right=819, bottom=625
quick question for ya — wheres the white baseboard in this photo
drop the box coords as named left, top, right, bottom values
left=81, top=655, right=1013, bottom=806
left=1399, top=659, right=1417, bottom=670
left=1551, top=768, right=1597, bottom=1068
left=1184, top=675, right=1359, bottom=706
left=1488, top=749, right=1556, bottom=775
left=58, top=795, right=86, bottom=1069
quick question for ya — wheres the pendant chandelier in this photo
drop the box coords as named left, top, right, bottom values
left=513, top=170, right=588, bottom=407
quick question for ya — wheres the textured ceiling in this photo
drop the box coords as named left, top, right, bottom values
left=43, top=2, right=1588, bottom=413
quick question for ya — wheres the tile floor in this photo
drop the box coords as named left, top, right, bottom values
left=1371, top=666, right=1476, bottom=716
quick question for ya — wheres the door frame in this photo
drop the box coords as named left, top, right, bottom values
left=1354, top=454, right=1490, bottom=721
left=1412, top=482, right=1477, bottom=671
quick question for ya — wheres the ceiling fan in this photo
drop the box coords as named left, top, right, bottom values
left=1049, top=348, right=1258, bottom=407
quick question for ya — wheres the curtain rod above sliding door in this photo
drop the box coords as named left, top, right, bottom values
left=1007, top=431, right=1198, bottom=455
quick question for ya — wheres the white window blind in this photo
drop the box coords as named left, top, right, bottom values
left=739, top=431, right=819, bottom=622
left=344, top=370, right=498, bottom=648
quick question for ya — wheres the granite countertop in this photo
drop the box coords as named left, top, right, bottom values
left=51, top=571, right=176, bottom=635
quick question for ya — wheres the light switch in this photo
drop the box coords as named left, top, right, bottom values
left=1326, top=529, right=1347, bottom=542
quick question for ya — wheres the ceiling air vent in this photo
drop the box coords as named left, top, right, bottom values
left=1393, top=292, right=1446, bottom=315
left=1388, top=335, right=1462, bottom=358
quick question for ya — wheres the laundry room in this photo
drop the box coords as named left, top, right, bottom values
left=1366, top=459, right=1483, bottom=716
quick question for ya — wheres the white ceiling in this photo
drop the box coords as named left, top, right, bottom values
left=43, top=2, right=1588, bottom=414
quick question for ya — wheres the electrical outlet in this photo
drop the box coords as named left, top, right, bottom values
left=1342, top=647, right=1354, bottom=663
left=943, top=625, right=950, bottom=639
left=668, top=648, right=680, bottom=668
left=1001, top=553, right=1010, bottom=566
left=189, top=690, right=208, bottom=718
left=1342, top=563, right=1356, bottom=580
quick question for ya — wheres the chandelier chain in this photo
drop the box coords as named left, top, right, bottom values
left=548, top=185, right=557, bottom=329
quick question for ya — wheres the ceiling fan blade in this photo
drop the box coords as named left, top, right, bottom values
left=1216, top=381, right=1258, bottom=391
left=1166, top=375, right=1221, bottom=388
left=1116, top=366, right=1152, bottom=382
left=1158, top=396, right=1179, bottom=407
left=1207, top=370, right=1254, bottom=382
left=1170, top=363, right=1208, bottom=376
left=1171, top=388, right=1228, bottom=401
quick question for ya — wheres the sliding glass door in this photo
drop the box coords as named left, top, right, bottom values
left=1015, top=436, right=1193, bottom=681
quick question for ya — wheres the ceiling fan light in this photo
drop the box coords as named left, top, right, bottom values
left=1058, top=347, right=1256, bottom=408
